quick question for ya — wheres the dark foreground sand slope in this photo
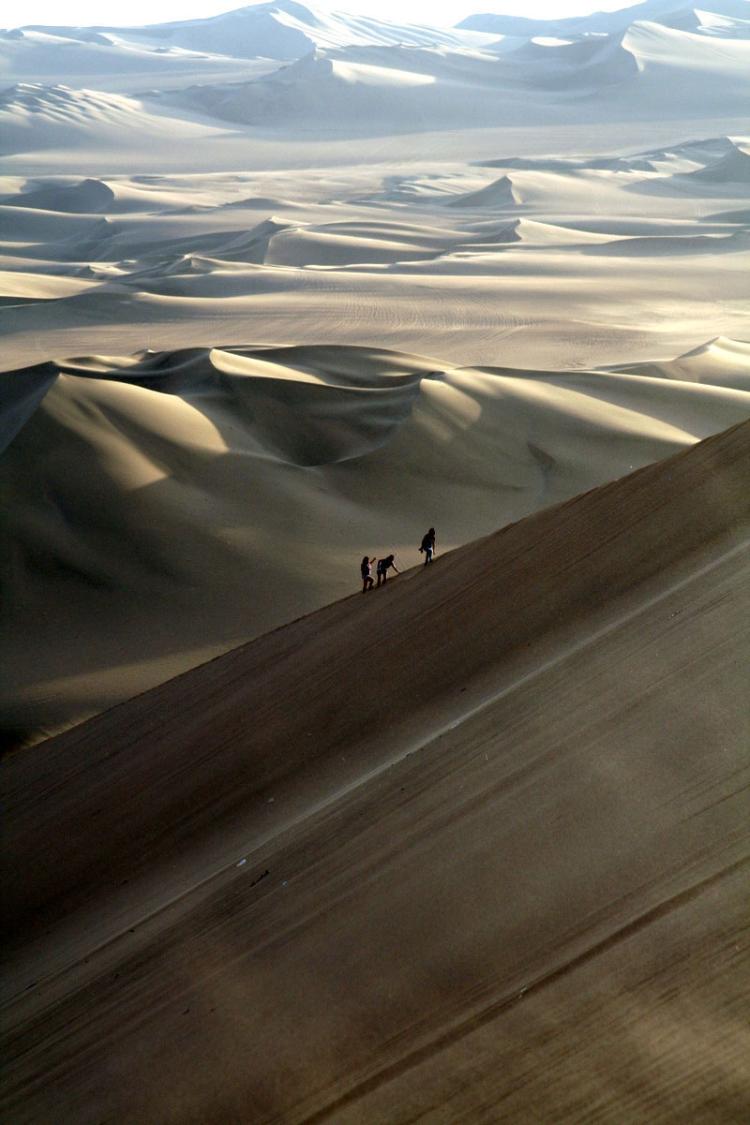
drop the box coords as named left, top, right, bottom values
left=2, top=422, right=749, bottom=1123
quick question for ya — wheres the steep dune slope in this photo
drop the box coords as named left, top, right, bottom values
left=3, top=340, right=749, bottom=744
left=2, top=420, right=748, bottom=1122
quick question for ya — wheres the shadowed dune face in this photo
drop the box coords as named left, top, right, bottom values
left=1, top=176, right=116, bottom=213
left=2, top=339, right=750, bottom=744
left=2, top=422, right=749, bottom=1122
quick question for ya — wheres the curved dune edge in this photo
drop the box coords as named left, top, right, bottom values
left=2, top=338, right=750, bottom=745
left=2, top=420, right=748, bottom=1122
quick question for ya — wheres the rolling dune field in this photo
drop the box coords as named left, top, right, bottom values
left=1, top=3, right=750, bottom=1118
left=2, top=9, right=749, bottom=738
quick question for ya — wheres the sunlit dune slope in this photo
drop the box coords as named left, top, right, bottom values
left=3, top=340, right=749, bottom=745
left=2, top=420, right=748, bottom=1123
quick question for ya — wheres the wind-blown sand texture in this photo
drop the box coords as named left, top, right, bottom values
left=2, top=421, right=749, bottom=1122
left=2, top=2, right=750, bottom=1117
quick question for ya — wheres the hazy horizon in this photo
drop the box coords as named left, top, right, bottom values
left=2, top=0, right=661, bottom=32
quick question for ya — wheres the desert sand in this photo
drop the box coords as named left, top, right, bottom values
left=2, top=0, right=750, bottom=741
left=2, top=420, right=749, bottom=1121
left=1, top=1, right=749, bottom=1117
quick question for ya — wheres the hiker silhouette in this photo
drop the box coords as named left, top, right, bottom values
left=376, top=555, right=399, bottom=587
left=361, top=555, right=375, bottom=592
left=419, top=528, right=436, bottom=564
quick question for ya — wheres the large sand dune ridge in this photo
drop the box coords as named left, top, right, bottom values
left=2, top=420, right=748, bottom=1121
left=3, top=337, right=749, bottom=743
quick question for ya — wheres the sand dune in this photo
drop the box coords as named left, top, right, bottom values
left=447, top=174, right=519, bottom=209
left=1, top=120, right=746, bottom=384
left=0, top=26, right=272, bottom=93
left=161, top=46, right=517, bottom=132
left=1, top=2, right=749, bottom=1116
left=617, top=20, right=750, bottom=114
left=2, top=420, right=748, bottom=1121
left=620, top=138, right=750, bottom=199
left=0, top=2, right=746, bottom=170
left=2, top=337, right=749, bottom=743
left=684, top=139, right=750, bottom=184
left=0, top=174, right=232, bottom=216
left=0, top=82, right=228, bottom=155
left=661, top=5, right=750, bottom=34
left=606, top=335, right=750, bottom=389
left=0, top=3, right=496, bottom=98
left=3, top=176, right=116, bottom=212
left=0, top=268, right=101, bottom=302
left=89, top=0, right=495, bottom=60
left=148, top=20, right=750, bottom=135
left=459, top=0, right=750, bottom=36
left=487, top=31, right=640, bottom=89
left=583, top=229, right=749, bottom=255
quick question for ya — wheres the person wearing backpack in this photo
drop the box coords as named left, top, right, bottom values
left=361, top=555, right=375, bottom=592
left=419, top=527, right=436, bottom=565
left=376, top=554, right=399, bottom=587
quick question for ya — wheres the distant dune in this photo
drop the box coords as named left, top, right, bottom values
left=458, top=0, right=750, bottom=37
left=2, top=420, right=748, bottom=1121
left=89, top=0, right=496, bottom=60
left=2, top=2, right=750, bottom=139
left=143, top=22, right=750, bottom=134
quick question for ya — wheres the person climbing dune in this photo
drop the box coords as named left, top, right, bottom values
left=376, top=554, right=399, bottom=587
left=419, top=527, right=436, bottom=565
left=361, top=556, right=375, bottom=592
